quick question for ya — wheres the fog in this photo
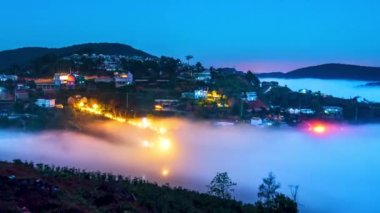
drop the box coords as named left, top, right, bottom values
left=261, top=78, right=380, bottom=102
left=1, top=119, right=380, bottom=213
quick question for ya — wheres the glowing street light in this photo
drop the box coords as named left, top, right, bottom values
left=159, top=138, right=171, bottom=151
left=161, top=169, right=170, bottom=177
left=312, top=125, right=326, bottom=134
left=92, top=103, right=99, bottom=110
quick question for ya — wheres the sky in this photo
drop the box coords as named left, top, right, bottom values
left=0, top=0, right=379, bottom=72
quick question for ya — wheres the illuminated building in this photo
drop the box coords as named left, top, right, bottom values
left=114, top=72, right=133, bottom=88
left=194, top=70, right=212, bottom=83
left=35, top=98, right=56, bottom=108
left=53, top=73, right=76, bottom=86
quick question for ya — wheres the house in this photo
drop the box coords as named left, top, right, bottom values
left=0, top=87, right=14, bottom=101
left=287, top=108, right=315, bottom=115
left=114, top=72, right=133, bottom=88
left=300, top=108, right=315, bottom=115
left=54, top=73, right=76, bottom=86
left=250, top=117, right=263, bottom=126
left=15, top=90, right=29, bottom=101
left=261, top=81, right=279, bottom=87
left=250, top=100, right=269, bottom=112
left=154, top=99, right=179, bottom=112
left=299, top=89, right=312, bottom=94
left=194, top=70, right=212, bottom=82
left=35, top=98, right=55, bottom=108
left=181, top=89, right=208, bottom=100
left=241, top=92, right=257, bottom=102
left=94, top=76, right=113, bottom=83
left=0, top=74, right=18, bottom=82
left=34, top=79, right=57, bottom=92
left=323, top=106, right=343, bottom=119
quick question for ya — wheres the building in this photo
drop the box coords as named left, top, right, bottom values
left=194, top=70, right=212, bottom=83
left=54, top=73, right=76, bottom=86
left=181, top=89, right=208, bottom=100
left=250, top=117, right=263, bottom=126
left=35, top=98, right=55, bottom=108
left=287, top=108, right=315, bottom=115
left=323, top=106, right=343, bottom=119
left=94, top=76, right=113, bottom=83
left=299, top=89, right=312, bottom=94
left=0, top=74, right=18, bottom=82
left=261, top=81, right=279, bottom=87
left=154, top=99, right=179, bottom=112
left=15, top=90, right=29, bottom=101
left=250, top=100, right=269, bottom=112
left=241, top=92, right=257, bottom=102
left=34, top=78, right=57, bottom=92
left=114, top=72, right=133, bottom=88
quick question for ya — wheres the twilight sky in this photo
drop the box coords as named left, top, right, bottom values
left=0, top=0, right=379, bottom=72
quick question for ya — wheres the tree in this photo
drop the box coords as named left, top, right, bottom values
left=185, top=55, right=193, bottom=65
left=258, top=172, right=280, bottom=203
left=195, top=62, right=204, bottom=72
left=246, top=70, right=260, bottom=89
left=207, top=172, right=236, bottom=199
left=257, top=173, right=298, bottom=212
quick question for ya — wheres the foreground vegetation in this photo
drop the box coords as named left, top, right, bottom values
left=0, top=160, right=297, bottom=212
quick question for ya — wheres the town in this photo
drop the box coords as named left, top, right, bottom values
left=1, top=52, right=379, bottom=131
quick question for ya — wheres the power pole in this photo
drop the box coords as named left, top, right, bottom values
left=240, top=100, right=244, bottom=118
left=126, top=93, right=129, bottom=109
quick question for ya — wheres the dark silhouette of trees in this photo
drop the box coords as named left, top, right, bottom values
left=185, top=55, right=193, bottom=65
left=207, top=172, right=236, bottom=199
left=256, top=172, right=298, bottom=212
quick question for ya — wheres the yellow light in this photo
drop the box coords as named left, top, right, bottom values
left=159, top=138, right=171, bottom=151
left=161, top=169, right=169, bottom=177
left=78, top=102, right=84, bottom=107
left=92, top=104, right=99, bottom=109
left=141, top=117, right=150, bottom=128
left=313, top=125, right=326, bottom=134
left=159, top=127, right=167, bottom=134
left=155, top=104, right=163, bottom=111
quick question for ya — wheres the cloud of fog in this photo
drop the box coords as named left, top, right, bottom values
left=1, top=119, right=380, bottom=213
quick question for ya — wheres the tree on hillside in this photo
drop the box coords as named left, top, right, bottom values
left=185, top=55, right=193, bottom=65
left=258, top=172, right=280, bottom=203
left=195, top=62, right=204, bottom=72
left=246, top=70, right=260, bottom=89
left=207, top=172, right=236, bottom=199
left=256, top=172, right=298, bottom=212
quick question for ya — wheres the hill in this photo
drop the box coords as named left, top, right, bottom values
left=0, top=43, right=154, bottom=71
left=0, top=160, right=297, bottom=212
left=257, top=63, right=380, bottom=81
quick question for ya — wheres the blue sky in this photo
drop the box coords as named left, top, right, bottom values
left=0, top=0, right=379, bottom=72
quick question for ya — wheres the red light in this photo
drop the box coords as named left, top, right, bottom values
left=312, top=125, right=326, bottom=134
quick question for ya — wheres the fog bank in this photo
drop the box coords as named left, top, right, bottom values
left=1, top=119, right=380, bottom=213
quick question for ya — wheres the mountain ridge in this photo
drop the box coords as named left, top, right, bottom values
left=257, top=63, right=380, bottom=81
left=0, top=43, right=154, bottom=70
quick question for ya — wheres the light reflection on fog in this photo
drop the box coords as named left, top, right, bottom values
left=1, top=119, right=380, bottom=213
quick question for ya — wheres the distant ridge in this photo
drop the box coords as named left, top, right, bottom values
left=257, top=63, right=380, bottom=81
left=0, top=43, right=154, bottom=70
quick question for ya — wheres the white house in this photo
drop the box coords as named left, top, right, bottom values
left=94, top=76, right=114, bottom=83
left=0, top=74, right=18, bottom=82
left=181, top=89, right=208, bottom=100
left=114, top=72, right=133, bottom=88
left=195, top=70, right=212, bottom=82
left=53, top=73, right=76, bottom=86
left=242, top=92, right=257, bottom=102
left=35, top=99, right=55, bottom=108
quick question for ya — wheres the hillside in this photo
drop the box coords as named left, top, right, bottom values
left=0, top=43, right=154, bottom=71
left=257, top=63, right=380, bottom=81
left=0, top=160, right=297, bottom=212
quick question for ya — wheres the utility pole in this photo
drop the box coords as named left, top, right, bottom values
left=240, top=100, right=244, bottom=118
left=126, top=92, right=129, bottom=109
